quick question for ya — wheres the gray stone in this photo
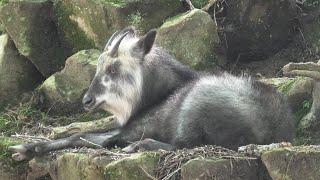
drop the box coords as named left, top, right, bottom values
left=54, top=0, right=184, bottom=52
left=260, top=77, right=313, bottom=112
left=49, top=153, right=112, bottom=180
left=0, top=34, right=42, bottom=109
left=261, top=147, right=320, bottom=180
left=181, top=158, right=267, bottom=180
left=35, top=49, right=100, bottom=115
left=156, top=9, right=224, bottom=71
left=105, top=152, right=159, bottom=180
left=0, top=0, right=72, bottom=77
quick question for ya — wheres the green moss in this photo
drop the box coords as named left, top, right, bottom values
left=278, top=77, right=305, bottom=95
left=55, top=1, right=95, bottom=52
left=160, top=12, right=188, bottom=29
left=128, top=11, right=143, bottom=31
left=0, top=0, right=9, bottom=6
left=193, top=0, right=208, bottom=8
left=105, top=152, right=159, bottom=180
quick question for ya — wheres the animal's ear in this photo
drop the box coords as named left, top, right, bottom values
left=131, top=29, right=157, bottom=58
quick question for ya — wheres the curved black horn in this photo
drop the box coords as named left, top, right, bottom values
left=108, top=32, right=129, bottom=57
left=104, top=31, right=119, bottom=51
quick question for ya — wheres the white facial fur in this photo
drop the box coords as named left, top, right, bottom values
left=92, top=35, right=143, bottom=126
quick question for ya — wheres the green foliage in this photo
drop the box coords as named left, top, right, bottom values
left=0, top=103, right=47, bottom=136
left=294, top=99, right=312, bottom=127
left=193, top=0, right=209, bottom=8
left=302, top=100, right=312, bottom=109
left=0, top=0, right=9, bottom=6
left=128, top=11, right=143, bottom=30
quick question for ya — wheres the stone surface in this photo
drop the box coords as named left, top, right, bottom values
left=156, top=9, right=224, bottom=71
left=260, top=77, right=313, bottom=112
left=181, top=158, right=268, bottom=180
left=54, top=0, right=184, bottom=52
left=0, top=0, right=72, bottom=77
left=217, top=0, right=298, bottom=61
left=261, top=147, right=320, bottom=180
left=50, top=116, right=117, bottom=139
left=49, top=153, right=112, bottom=180
left=0, top=34, right=43, bottom=109
left=35, top=49, right=100, bottom=115
left=105, top=152, right=159, bottom=180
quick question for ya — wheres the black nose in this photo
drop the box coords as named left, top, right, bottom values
left=82, top=95, right=96, bottom=107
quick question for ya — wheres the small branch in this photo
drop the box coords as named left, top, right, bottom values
left=139, top=165, right=158, bottom=180
left=184, top=0, right=195, bottom=10
left=282, top=62, right=320, bottom=80
left=283, top=62, right=320, bottom=73
left=202, top=0, right=218, bottom=12
left=283, top=70, right=320, bottom=80
left=162, top=168, right=181, bottom=180
left=11, top=134, right=51, bottom=141
left=79, top=137, right=103, bottom=148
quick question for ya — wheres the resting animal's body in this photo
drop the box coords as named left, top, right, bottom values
left=9, top=27, right=294, bottom=161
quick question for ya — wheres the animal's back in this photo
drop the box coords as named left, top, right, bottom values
left=170, top=73, right=294, bottom=149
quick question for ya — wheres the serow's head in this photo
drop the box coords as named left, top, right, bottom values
left=82, top=27, right=157, bottom=126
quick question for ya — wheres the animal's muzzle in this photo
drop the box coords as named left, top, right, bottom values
left=82, top=94, right=96, bottom=110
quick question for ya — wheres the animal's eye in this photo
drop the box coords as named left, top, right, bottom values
left=108, top=64, right=116, bottom=75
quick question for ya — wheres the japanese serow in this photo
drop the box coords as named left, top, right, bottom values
left=10, top=27, right=294, bottom=161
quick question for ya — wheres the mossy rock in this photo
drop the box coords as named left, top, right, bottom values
left=261, top=77, right=313, bottom=113
left=0, top=0, right=73, bottom=77
left=54, top=0, right=184, bottom=51
left=0, top=137, right=28, bottom=180
left=50, top=153, right=113, bottom=180
left=105, top=152, right=159, bottom=180
left=261, top=147, right=320, bottom=180
left=156, top=9, right=225, bottom=71
left=0, top=34, right=43, bottom=110
left=181, top=158, right=269, bottom=180
left=35, top=49, right=100, bottom=115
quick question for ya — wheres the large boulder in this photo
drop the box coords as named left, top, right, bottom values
left=54, top=0, right=184, bottom=52
left=35, top=49, right=100, bottom=115
left=216, top=0, right=299, bottom=61
left=181, top=158, right=268, bottom=180
left=156, top=9, right=225, bottom=71
left=105, top=152, right=159, bottom=180
left=0, top=0, right=73, bottom=77
left=261, top=77, right=313, bottom=113
left=49, top=153, right=112, bottom=180
left=261, top=147, right=320, bottom=180
left=0, top=34, right=43, bottom=109
left=33, top=152, right=159, bottom=180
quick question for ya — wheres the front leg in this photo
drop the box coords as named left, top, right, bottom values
left=103, top=132, right=176, bottom=152
left=9, top=130, right=119, bottom=161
